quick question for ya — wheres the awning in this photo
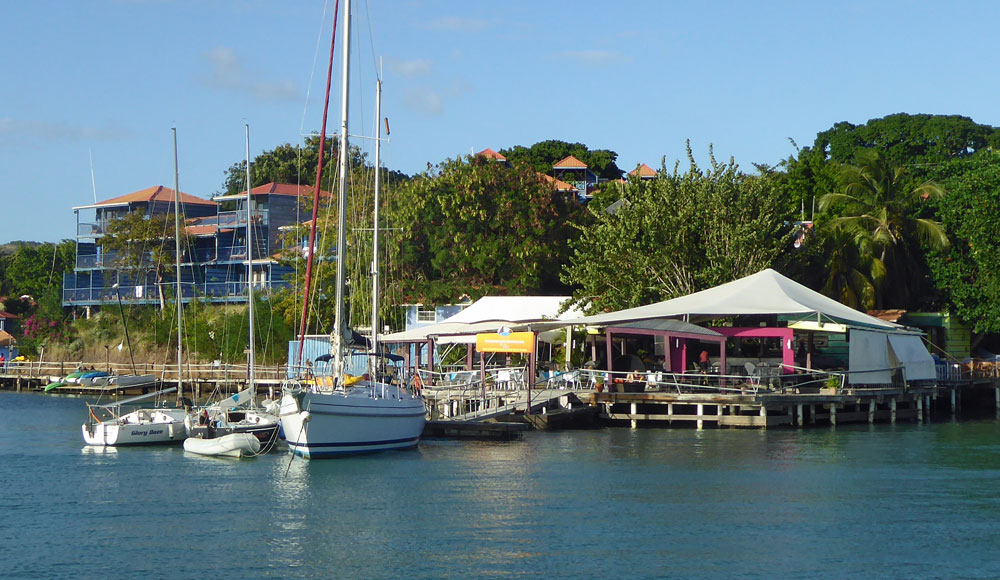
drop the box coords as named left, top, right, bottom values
left=887, top=334, right=936, bottom=381
left=848, top=329, right=935, bottom=384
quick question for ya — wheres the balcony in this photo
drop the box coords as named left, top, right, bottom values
left=77, top=222, right=109, bottom=237
left=217, top=209, right=269, bottom=228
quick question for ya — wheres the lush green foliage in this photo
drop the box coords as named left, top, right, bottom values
left=385, top=155, right=586, bottom=303
left=562, top=147, right=795, bottom=312
left=501, top=140, right=624, bottom=180
left=0, top=241, right=76, bottom=355
left=818, top=149, right=947, bottom=309
left=813, top=113, right=1000, bottom=166
left=924, top=151, right=1000, bottom=334
left=219, top=134, right=406, bottom=197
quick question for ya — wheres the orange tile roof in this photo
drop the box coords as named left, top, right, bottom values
left=95, top=185, right=216, bottom=207
left=246, top=182, right=332, bottom=198
left=540, top=173, right=576, bottom=191
left=629, top=163, right=657, bottom=177
left=867, top=309, right=907, bottom=323
left=0, top=329, right=14, bottom=346
left=184, top=224, right=233, bottom=236
left=553, top=155, right=588, bottom=169
left=475, top=148, right=507, bottom=161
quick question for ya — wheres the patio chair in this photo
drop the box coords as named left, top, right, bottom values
left=744, top=362, right=761, bottom=389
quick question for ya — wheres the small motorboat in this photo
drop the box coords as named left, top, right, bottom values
left=183, top=432, right=261, bottom=458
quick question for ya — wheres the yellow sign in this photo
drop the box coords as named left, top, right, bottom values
left=476, top=331, right=535, bottom=354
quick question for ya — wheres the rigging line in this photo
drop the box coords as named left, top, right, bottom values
left=361, top=0, right=380, bottom=81
left=300, top=0, right=333, bottom=138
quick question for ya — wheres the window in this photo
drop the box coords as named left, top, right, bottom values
left=417, top=308, right=436, bottom=323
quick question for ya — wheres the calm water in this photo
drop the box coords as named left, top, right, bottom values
left=3, top=391, right=1000, bottom=579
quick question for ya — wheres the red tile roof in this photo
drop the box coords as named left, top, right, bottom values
left=95, top=185, right=216, bottom=207
left=629, top=163, right=657, bottom=178
left=0, top=311, right=19, bottom=320
left=475, top=148, right=507, bottom=161
left=553, top=155, right=588, bottom=169
left=246, top=182, right=332, bottom=198
left=867, top=309, right=907, bottom=323
left=540, top=173, right=576, bottom=191
left=184, top=224, right=233, bottom=236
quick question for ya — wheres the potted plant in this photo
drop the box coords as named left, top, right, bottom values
left=820, top=375, right=840, bottom=394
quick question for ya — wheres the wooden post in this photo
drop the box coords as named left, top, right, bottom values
left=830, top=404, right=837, bottom=426
left=796, top=404, right=804, bottom=428
left=868, top=400, right=876, bottom=424
left=916, top=395, right=923, bottom=423
left=716, top=403, right=723, bottom=425
left=808, top=404, right=815, bottom=425
left=667, top=402, right=674, bottom=423
left=697, top=403, right=704, bottom=430
left=995, top=388, right=999, bottom=419
left=630, top=402, right=638, bottom=429
left=950, top=389, right=957, bottom=416
left=759, top=405, right=767, bottom=430
left=890, top=398, right=897, bottom=424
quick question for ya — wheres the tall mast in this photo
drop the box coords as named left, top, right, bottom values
left=246, top=124, right=256, bottom=391
left=332, top=0, right=351, bottom=380
left=172, top=128, right=183, bottom=405
left=370, top=76, right=382, bottom=376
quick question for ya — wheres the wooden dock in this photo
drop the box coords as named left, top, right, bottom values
left=422, top=420, right=530, bottom=440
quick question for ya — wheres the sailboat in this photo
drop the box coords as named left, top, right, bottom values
left=183, top=124, right=280, bottom=457
left=81, top=129, right=189, bottom=447
left=278, top=0, right=426, bottom=459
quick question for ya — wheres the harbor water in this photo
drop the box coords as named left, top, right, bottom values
left=4, top=390, right=1000, bottom=579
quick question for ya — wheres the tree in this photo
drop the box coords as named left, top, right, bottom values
left=814, top=113, right=1000, bottom=168
left=925, top=151, right=1000, bottom=338
left=818, top=149, right=948, bottom=308
left=1, top=240, right=75, bottom=300
left=562, top=145, right=794, bottom=313
left=218, top=134, right=400, bottom=197
left=98, top=212, right=192, bottom=312
left=815, top=227, right=885, bottom=310
left=384, top=155, right=586, bottom=303
left=500, top=140, right=624, bottom=180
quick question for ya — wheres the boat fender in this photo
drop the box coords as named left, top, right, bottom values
left=168, top=423, right=175, bottom=438
left=300, top=411, right=311, bottom=424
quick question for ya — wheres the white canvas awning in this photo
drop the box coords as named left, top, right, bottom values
left=383, top=296, right=583, bottom=344
left=539, top=269, right=901, bottom=331
left=848, top=329, right=936, bottom=384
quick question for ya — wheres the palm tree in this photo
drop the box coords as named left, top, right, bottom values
left=818, top=149, right=948, bottom=308
left=818, top=228, right=885, bottom=310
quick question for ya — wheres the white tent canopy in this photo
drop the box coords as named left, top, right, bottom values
left=383, top=296, right=583, bottom=344
left=540, top=269, right=901, bottom=331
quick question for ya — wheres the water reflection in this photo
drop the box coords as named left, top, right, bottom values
left=6, top=391, right=1000, bottom=579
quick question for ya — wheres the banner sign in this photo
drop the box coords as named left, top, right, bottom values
left=476, top=331, right=535, bottom=354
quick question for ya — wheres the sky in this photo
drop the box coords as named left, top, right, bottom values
left=3, top=0, right=1000, bottom=244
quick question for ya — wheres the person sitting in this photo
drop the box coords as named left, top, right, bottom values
left=698, top=350, right=710, bottom=372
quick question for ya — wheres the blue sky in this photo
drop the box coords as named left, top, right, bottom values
left=3, top=0, right=999, bottom=244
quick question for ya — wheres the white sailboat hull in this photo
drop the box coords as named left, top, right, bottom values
left=82, top=408, right=188, bottom=446
left=183, top=432, right=261, bottom=458
left=279, top=382, right=426, bottom=459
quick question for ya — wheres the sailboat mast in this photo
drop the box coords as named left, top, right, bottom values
left=332, top=0, right=351, bottom=380
left=172, top=128, right=184, bottom=405
left=246, top=124, right=256, bottom=390
left=370, top=77, right=382, bottom=376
